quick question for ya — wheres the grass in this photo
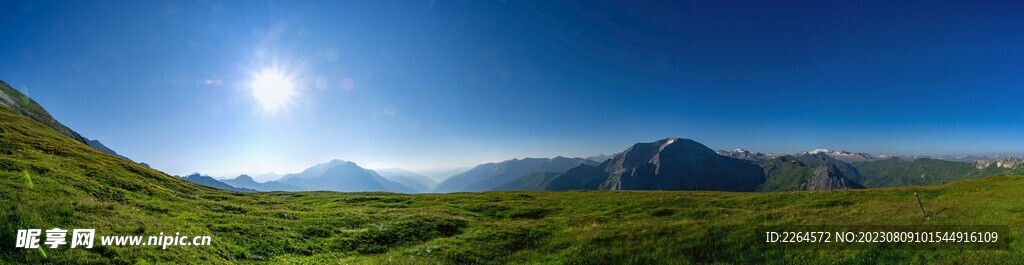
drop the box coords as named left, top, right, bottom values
left=2, top=106, right=1024, bottom=264
left=21, top=169, right=32, bottom=189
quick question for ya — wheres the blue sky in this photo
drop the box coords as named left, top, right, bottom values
left=1, top=0, right=1023, bottom=180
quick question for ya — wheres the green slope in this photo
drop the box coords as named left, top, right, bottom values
left=853, top=158, right=1009, bottom=188
left=758, top=154, right=863, bottom=192
left=4, top=102, right=1024, bottom=263
left=493, top=172, right=562, bottom=191
left=761, top=155, right=1017, bottom=191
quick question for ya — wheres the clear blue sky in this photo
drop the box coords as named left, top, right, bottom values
left=1, top=0, right=1022, bottom=180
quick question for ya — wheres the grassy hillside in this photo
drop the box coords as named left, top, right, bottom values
left=762, top=155, right=1016, bottom=191
left=853, top=158, right=1007, bottom=188
left=3, top=105, right=1024, bottom=264
left=493, top=172, right=561, bottom=191
left=0, top=80, right=87, bottom=143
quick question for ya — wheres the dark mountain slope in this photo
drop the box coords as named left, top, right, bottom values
left=543, top=138, right=766, bottom=191
left=85, top=138, right=133, bottom=162
left=433, top=157, right=598, bottom=192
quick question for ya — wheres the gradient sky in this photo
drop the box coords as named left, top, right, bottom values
left=2, top=0, right=1023, bottom=180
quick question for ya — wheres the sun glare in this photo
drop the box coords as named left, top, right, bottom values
left=251, top=69, right=296, bottom=113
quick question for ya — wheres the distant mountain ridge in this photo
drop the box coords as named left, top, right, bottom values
left=253, top=172, right=283, bottom=182
left=375, top=168, right=436, bottom=193
left=181, top=173, right=256, bottom=192
left=275, top=160, right=415, bottom=193
left=86, top=138, right=133, bottom=162
left=584, top=154, right=614, bottom=163
left=433, top=157, right=599, bottom=192
left=717, top=149, right=775, bottom=162
left=215, top=160, right=418, bottom=193
left=799, top=149, right=875, bottom=163
left=221, top=174, right=302, bottom=191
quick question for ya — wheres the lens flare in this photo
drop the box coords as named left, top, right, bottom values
left=250, top=69, right=296, bottom=113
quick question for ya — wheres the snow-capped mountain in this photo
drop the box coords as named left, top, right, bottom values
left=936, top=155, right=988, bottom=163
left=799, top=149, right=875, bottom=163
left=716, top=149, right=775, bottom=162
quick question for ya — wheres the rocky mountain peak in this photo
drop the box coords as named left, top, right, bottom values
left=652, top=137, right=688, bottom=152
left=544, top=137, right=767, bottom=191
left=804, top=164, right=864, bottom=190
left=996, top=156, right=1020, bottom=168
left=974, top=158, right=993, bottom=170
left=608, top=138, right=713, bottom=172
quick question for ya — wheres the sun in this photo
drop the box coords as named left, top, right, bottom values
left=250, top=69, right=296, bottom=113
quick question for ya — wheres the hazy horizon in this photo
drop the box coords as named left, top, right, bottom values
left=3, top=0, right=1023, bottom=178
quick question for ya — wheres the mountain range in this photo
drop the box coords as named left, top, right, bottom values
left=486, top=139, right=1024, bottom=193
left=798, top=149, right=876, bottom=163
left=192, top=139, right=1024, bottom=194
left=716, top=149, right=776, bottom=162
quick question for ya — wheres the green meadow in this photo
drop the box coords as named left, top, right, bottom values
left=2, top=104, right=1024, bottom=264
